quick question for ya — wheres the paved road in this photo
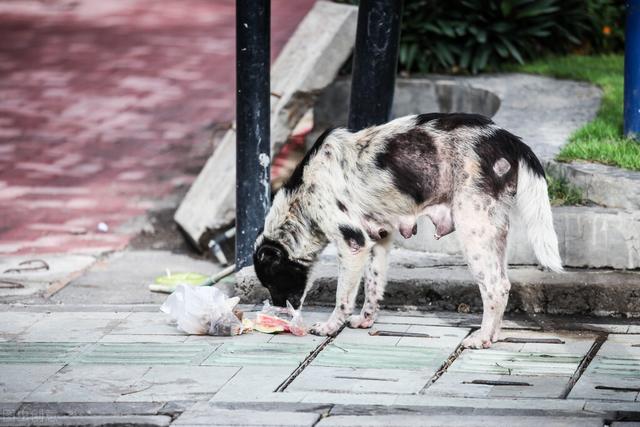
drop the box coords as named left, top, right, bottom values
left=0, top=0, right=315, bottom=255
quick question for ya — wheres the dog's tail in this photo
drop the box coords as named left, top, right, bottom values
left=515, top=152, right=563, bottom=273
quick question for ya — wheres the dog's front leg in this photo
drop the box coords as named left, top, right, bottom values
left=348, top=236, right=392, bottom=329
left=309, top=244, right=368, bottom=337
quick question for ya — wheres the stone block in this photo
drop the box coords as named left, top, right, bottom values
left=547, top=160, right=640, bottom=210
left=174, top=1, right=358, bottom=248
left=397, top=206, right=640, bottom=270
left=173, top=403, right=320, bottom=426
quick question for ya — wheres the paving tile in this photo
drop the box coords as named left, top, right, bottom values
left=313, top=342, right=448, bottom=370
left=174, top=402, right=320, bottom=426
left=569, top=333, right=640, bottom=401
left=0, top=364, right=64, bottom=401
left=27, top=365, right=151, bottom=402
left=110, top=312, right=186, bottom=336
left=0, top=342, right=83, bottom=363
left=77, top=342, right=216, bottom=365
left=446, top=349, right=583, bottom=376
left=0, top=312, right=45, bottom=336
left=0, top=415, right=172, bottom=426
left=117, top=366, right=240, bottom=402
left=202, top=342, right=316, bottom=367
left=19, top=312, right=127, bottom=342
left=397, top=325, right=470, bottom=348
left=287, top=366, right=432, bottom=394
left=426, top=373, right=570, bottom=399
left=209, top=366, right=298, bottom=402
left=0, top=402, right=19, bottom=417
left=99, top=334, right=188, bottom=343
left=317, top=415, right=604, bottom=426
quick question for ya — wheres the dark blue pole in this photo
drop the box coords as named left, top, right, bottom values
left=236, top=0, right=271, bottom=270
left=348, top=0, right=403, bottom=131
left=624, top=0, right=640, bottom=140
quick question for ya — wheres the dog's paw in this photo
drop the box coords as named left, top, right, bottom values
left=309, top=321, right=341, bottom=337
left=347, top=314, right=374, bottom=329
left=462, top=330, right=494, bottom=349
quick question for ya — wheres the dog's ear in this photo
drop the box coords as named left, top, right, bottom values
left=257, top=243, right=284, bottom=266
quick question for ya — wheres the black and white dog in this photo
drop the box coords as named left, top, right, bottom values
left=253, top=113, right=562, bottom=349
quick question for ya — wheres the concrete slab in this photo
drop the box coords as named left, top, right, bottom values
left=209, top=366, right=299, bottom=402
left=77, top=342, right=216, bottom=365
left=317, top=415, right=604, bottom=426
left=0, top=364, right=64, bottom=402
left=15, top=401, right=164, bottom=417
left=174, top=402, right=320, bottom=426
left=547, top=160, right=640, bottom=210
left=19, top=312, right=127, bottom=342
left=27, top=365, right=150, bottom=402
left=569, top=333, right=640, bottom=402
left=52, top=250, right=219, bottom=305
left=0, top=415, right=171, bottom=426
left=116, top=366, right=240, bottom=402
left=308, top=258, right=640, bottom=316
left=110, top=312, right=186, bottom=336
left=0, top=312, right=45, bottom=336
left=427, top=373, right=569, bottom=399
left=288, top=366, right=432, bottom=394
left=203, top=342, right=316, bottom=367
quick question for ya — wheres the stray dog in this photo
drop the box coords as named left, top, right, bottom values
left=253, top=113, right=562, bottom=348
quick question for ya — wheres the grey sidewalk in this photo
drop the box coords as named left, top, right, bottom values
left=1, top=302, right=639, bottom=426
left=1, top=249, right=640, bottom=426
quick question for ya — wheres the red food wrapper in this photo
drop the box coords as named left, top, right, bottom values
left=254, top=300, right=307, bottom=336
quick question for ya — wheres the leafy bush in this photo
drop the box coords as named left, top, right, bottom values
left=337, top=0, right=625, bottom=74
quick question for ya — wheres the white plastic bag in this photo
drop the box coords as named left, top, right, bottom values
left=161, top=284, right=242, bottom=336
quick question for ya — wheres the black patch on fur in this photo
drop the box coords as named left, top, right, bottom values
left=253, top=238, right=309, bottom=308
left=473, top=128, right=545, bottom=197
left=375, top=128, right=439, bottom=204
left=283, top=128, right=336, bottom=193
left=339, top=224, right=366, bottom=247
left=336, top=200, right=348, bottom=213
left=416, top=113, right=494, bottom=131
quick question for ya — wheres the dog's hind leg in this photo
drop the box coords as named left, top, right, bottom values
left=309, top=240, right=369, bottom=337
left=454, top=192, right=511, bottom=349
left=348, top=235, right=392, bottom=329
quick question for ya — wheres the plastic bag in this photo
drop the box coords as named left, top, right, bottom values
left=254, top=300, right=307, bottom=336
left=161, top=284, right=243, bottom=336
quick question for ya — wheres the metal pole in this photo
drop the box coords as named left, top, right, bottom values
left=348, top=0, right=403, bottom=131
left=624, top=0, right=640, bottom=140
left=236, top=0, right=271, bottom=270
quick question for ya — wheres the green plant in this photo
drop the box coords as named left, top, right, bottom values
left=511, top=54, right=640, bottom=172
left=337, top=0, right=625, bottom=74
left=546, top=175, right=584, bottom=206
left=401, top=0, right=596, bottom=74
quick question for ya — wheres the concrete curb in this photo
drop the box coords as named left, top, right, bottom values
left=308, top=262, right=640, bottom=317
left=235, top=250, right=640, bottom=317
left=396, top=206, right=640, bottom=270
left=547, top=160, right=640, bottom=210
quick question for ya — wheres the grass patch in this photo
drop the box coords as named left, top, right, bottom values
left=546, top=175, right=583, bottom=206
left=509, top=54, right=640, bottom=171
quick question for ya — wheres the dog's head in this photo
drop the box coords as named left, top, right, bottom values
left=253, top=237, right=309, bottom=308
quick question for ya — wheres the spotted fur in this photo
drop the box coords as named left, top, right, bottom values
left=253, top=113, right=562, bottom=348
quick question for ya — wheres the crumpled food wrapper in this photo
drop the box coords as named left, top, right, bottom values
left=254, top=300, right=307, bottom=336
left=161, top=284, right=245, bottom=336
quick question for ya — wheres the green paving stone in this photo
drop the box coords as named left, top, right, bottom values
left=0, top=342, right=82, bottom=364
left=78, top=343, right=215, bottom=365
left=448, top=350, right=582, bottom=376
left=202, top=342, right=316, bottom=366
left=313, top=343, right=448, bottom=370
left=590, top=356, right=640, bottom=377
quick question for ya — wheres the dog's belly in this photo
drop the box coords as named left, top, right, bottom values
left=422, top=203, right=454, bottom=239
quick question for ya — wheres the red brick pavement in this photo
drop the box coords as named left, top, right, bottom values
left=0, top=0, right=316, bottom=254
